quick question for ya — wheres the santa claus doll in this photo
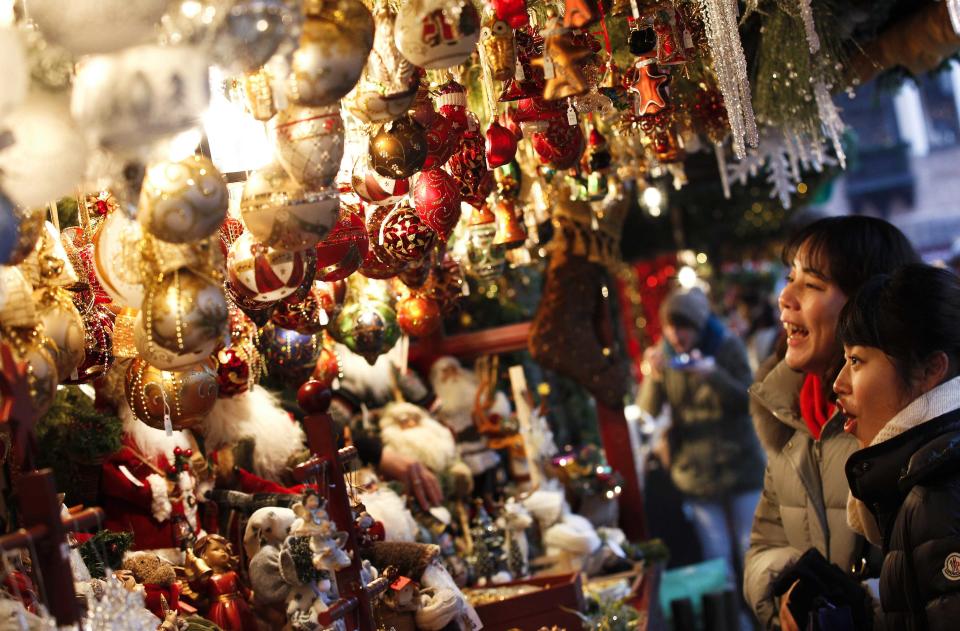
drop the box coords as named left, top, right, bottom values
left=99, top=401, right=209, bottom=562
left=429, top=356, right=511, bottom=499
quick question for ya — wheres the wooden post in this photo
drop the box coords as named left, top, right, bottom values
left=297, top=382, right=376, bottom=631
left=18, top=469, right=79, bottom=625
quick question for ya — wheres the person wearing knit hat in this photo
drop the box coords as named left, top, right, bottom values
left=639, top=285, right=765, bottom=628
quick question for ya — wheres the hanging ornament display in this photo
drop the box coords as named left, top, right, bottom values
left=71, top=44, right=210, bottom=157
left=19, top=221, right=79, bottom=290
left=207, top=0, right=291, bottom=74
left=343, top=6, right=419, bottom=124
left=259, top=321, right=322, bottom=384
left=436, top=80, right=469, bottom=128
left=413, top=169, right=462, bottom=239
left=638, top=111, right=685, bottom=164
left=369, top=115, right=429, bottom=180
left=330, top=296, right=400, bottom=365
left=269, top=103, right=345, bottom=191
left=359, top=205, right=415, bottom=280
left=241, top=162, right=340, bottom=252
left=398, top=254, right=434, bottom=288
left=351, top=156, right=412, bottom=206
left=315, top=207, right=369, bottom=282
left=492, top=198, right=527, bottom=249
left=140, top=267, right=228, bottom=358
left=394, top=0, right=481, bottom=69
left=485, top=121, right=519, bottom=169
left=0, top=92, right=87, bottom=211
left=448, top=128, right=494, bottom=208
left=530, top=119, right=585, bottom=169
left=226, top=231, right=315, bottom=311
left=27, top=0, right=168, bottom=56
left=287, top=0, right=374, bottom=107
left=125, top=357, right=219, bottom=431
left=499, top=29, right=545, bottom=102
left=133, top=310, right=220, bottom=371
left=397, top=294, right=442, bottom=337
left=480, top=17, right=517, bottom=82
left=512, top=96, right=565, bottom=134
left=423, top=253, right=467, bottom=314
left=138, top=155, right=229, bottom=244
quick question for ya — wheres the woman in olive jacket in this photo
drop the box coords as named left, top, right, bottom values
left=743, top=217, right=918, bottom=630
left=835, top=265, right=960, bottom=631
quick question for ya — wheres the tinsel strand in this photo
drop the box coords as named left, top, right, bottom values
left=797, top=0, right=821, bottom=53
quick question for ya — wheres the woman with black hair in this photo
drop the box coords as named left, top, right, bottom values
left=834, top=264, right=960, bottom=630
left=744, top=216, right=919, bottom=630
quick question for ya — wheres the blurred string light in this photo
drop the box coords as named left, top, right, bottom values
left=678, top=265, right=698, bottom=288
left=640, top=183, right=664, bottom=218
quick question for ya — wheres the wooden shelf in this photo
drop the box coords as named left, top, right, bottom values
left=409, top=321, right=532, bottom=366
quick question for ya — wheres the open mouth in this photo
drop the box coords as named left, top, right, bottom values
left=783, top=322, right=809, bottom=342
left=838, top=403, right=858, bottom=434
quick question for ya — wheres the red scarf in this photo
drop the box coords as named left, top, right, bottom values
left=799, top=373, right=835, bottom=440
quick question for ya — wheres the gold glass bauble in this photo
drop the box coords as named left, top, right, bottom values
left=241, top=162, right=340, bottom=252
left=0, top=326, right=59, bottom=416
left=138, top=155, right=229, bottom=244
left=368, top=115, right=428, bottom=179
left=286, top=0, right=374, bottom=107
left=124, top=357, right=219, bottom=431
left=142, top=267, right=228, bottom=356
left=133, top=311, right=218, bottom=371
left=35, top=288, right=86, bottom=379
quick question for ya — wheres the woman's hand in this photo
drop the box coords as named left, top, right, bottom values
left=779, top=580, right=801, bottom=631
left=379, top=445, right=443, bottom=510
left=643, top=345, right=665, bottom=380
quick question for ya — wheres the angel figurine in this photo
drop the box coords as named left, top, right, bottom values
left=191, top=535, right=258, bottom=631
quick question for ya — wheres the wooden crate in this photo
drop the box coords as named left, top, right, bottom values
left=466, top=572, right=585, bottom=631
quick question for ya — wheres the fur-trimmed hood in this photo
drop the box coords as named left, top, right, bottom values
left=749, top=356, right=811, bottom=454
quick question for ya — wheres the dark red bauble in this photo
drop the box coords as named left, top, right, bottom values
left=377, top=203, right=437, bottom=262
left=413, top=169, right=462, bottom=240
left=216, top=346, right=252, bottom=398
left=422, top=112, right=463, bottom=170
left=448, top=131, right=493, bottom=208
left=492, top=0, right=529, bottom=28
left=513, top=96, right=565, bottom=124
left=531, top=119, right=585, bottom=169
left=315, top=207, right=368, bottom=282
left=311, top=344, right=339, bottom=389
left=485, top=121, right=518, bottom=168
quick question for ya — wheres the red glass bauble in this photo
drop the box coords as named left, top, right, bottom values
left=448, top=130, right=493, bottom=208
left=531, top=119, right=585, bottom=169
left=351, top=155, right=411, bottom=206
left=297, top=379, right=332, bottom=414
left=413, top=169, right=462, bottom=239
left=376, top=203, right=437, bottom=262
left=492, top=0, right=528, bottom=28
left=485, top=121, right=518, bottom=169
left=315, top=207, right=369, bottom=281
left=397, top=294, right=442, bottom=337
left=422, top=112, right=463, bottom=170
left=216, top=346, right=252, bottom=398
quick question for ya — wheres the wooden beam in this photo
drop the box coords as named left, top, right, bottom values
left=409, top=321, right=532, bottom=368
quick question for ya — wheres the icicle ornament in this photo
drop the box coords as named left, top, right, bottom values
left=696, top=0, right=758, bottom=158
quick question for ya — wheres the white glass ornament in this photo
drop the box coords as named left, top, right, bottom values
left=394, top=0, right=481, bottom=70
left=25, top=0, right=169, bottom=56
left=71, top=44, right=210, bottom=157
left=0, top=91, right=87, bottom=209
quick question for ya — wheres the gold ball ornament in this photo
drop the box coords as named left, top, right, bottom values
left=394, top=0, right=481, bottom=70
left=133, top=311, right=219, bottom=371
left=369, top=115, right=428, bottom=180
left=241, top=162, right=340, bottom=252
left=124, top=357, right=219, bottom=431
left=268, top=103, right=345, bottom=190
left=287, top=0, right=374, bottom=107
left=138, top=155, right=229, bottom=244
left=35, top=289, right=86, bottom=380
left=141, top=267, right=228, bottom=356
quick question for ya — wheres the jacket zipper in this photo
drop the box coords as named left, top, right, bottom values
left=814, top=438, right=828, bottom=555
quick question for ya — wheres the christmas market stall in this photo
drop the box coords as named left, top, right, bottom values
left=0, top=0, right=958, bottom=629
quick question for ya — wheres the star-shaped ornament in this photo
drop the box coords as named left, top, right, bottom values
left=627, top=58, right=669, bottom=116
